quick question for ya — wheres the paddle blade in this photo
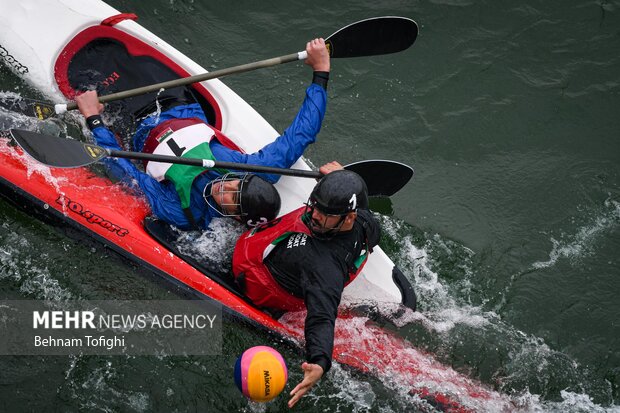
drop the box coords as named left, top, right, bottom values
left=10, top=129, right=107, bottom=168
left=344, top=160, right=413, bottom=197
left=0, top=96, right=56, bottom=120
left=326, top=16, right=418, bottom=58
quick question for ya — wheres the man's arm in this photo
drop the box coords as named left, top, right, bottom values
left=210, top=39, right=331, bottom=183
left=288, top=255, right=347, bottom=408
left=75, top=92, right=166, bottom=192
left=75, top=91, right=190, bottom=226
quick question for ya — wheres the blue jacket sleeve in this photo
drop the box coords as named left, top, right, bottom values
left=209, top=83, right=327, bottom=183
left=90, top=126, right=189, bottom=225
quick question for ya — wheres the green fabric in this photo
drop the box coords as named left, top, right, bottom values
left=272, top=232, right=294, bottom=245
left=353, top=252, right=368, bottom=270
left=163, top=143, right=227, bottom=209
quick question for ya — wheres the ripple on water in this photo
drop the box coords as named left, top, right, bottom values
left=531, top=198, right=620, bottom=270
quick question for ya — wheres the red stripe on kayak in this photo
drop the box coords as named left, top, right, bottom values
left=53, top=24, right=223, bottom=131
left=101, top=13, right=138, bottom=26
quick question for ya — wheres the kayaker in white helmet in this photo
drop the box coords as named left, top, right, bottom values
left=233, top=162, right=381, bottom=407
left=75, top=38, right=331, bottom=230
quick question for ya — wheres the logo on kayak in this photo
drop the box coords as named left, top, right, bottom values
left=84, top=144, right=106, bottom=160
left=0, top=44, right=29, bottom=75
left=56, top=195, right=129, bottom=237
left=101, top=71, right=120, bottom=88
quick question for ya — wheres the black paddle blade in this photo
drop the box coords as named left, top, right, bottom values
left=344, top=160, right=413, bottom=197
left=0, top=96, right=56, bottom=120
left=326, top=16, right=418, bottom=58
left=10, top=129, right=107, bottom=168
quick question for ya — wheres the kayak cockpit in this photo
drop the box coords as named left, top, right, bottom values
left=55, top=24, right=222, bottom=139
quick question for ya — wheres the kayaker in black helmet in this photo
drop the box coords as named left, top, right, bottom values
left=75, top=38, right=330, bottom=230
left=305, top=168, right=370, bottom=237
left=233, top=162, right=381, bottom=407
left=203, top=172, right=281, bottom=227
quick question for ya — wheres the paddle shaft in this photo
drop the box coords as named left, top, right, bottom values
left=8, top=128, right=413, bottom=195
left=56, top=16, right=418, bottom=113
left=3, top=17, right=417, bottom=118
left=108, top=149, right=322, bottom=179
left=61, top=52, right=306, bottom=112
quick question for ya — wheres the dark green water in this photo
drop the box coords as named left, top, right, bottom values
left=1, top=0, right=619, bottom=411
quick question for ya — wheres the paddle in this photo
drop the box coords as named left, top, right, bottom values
left=8, top=129, right=413, bottom=197
left=344, top=159, right=414, bottom=197
left=0, top=96, right=56, bottom=120
left=0, top=16, right=418, bottom=120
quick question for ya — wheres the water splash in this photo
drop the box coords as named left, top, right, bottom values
left=376, top=213, right=619, bottom=411
left=0, top=233, right=74, bottom=302
left=174, top=218, right=245, bottom=273
left=61, top=359, right=151, bottom=412
left=532, top=198, right=620, bottom=269
left=299, top=363, right=379, bottom=412
left=379, top=215, right=491, bottom=333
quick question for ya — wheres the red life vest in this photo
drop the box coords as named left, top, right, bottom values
left=232, top=207, right=369, bottom=311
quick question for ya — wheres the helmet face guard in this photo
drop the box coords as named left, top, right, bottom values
left=203, top=172, right=247, bottom=219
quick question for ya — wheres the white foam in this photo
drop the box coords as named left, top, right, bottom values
left=63, top=359, right=151, bottom=412
left=174, top=218, right=245, bottom=273
left=0, top=235, right=74, bottom=302
left=316, top=363, right=377, bottom=411
left=378, top=215, right=491, bottom=333
left=532, top=198, right=620, bottom=269
left=0, top=98, right=74, bottom=205
left=371, top=214, right=620, bottom=411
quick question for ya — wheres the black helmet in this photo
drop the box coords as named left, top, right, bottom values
left=204, top=173, right=281, bottom=227
left=239, top=174, right=281, bottom=227
left=309, top=170, right=368, bottom=215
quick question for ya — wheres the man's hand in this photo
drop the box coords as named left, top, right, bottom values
left=319, top=161, right=343, bottom=175
left=305, top=38, right=330, bottom=72
left=288, top=362, right=324, bottom=408
left=75, top=90, right=104, bottom=118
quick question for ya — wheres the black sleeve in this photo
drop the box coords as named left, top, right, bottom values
left=301, top=254, right=347, bottom=373
left=86, top=115, right=104, bottom=131
left=312, top=71, right=329, bottom=90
